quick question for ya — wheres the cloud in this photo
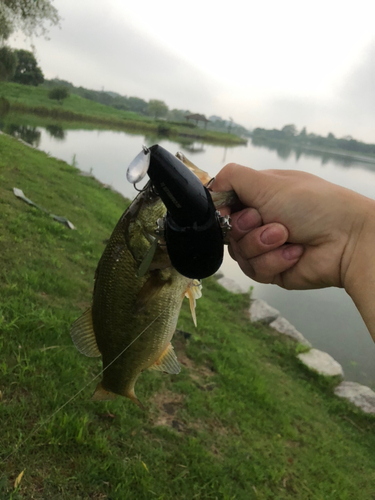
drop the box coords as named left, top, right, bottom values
left=32, top=3, right=225, bottom=115
left=10, top=1, right=375, bottom=142
left=340, top=41, right=375, bottom=114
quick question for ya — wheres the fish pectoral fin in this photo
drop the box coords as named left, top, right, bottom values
left=148, top=343, right=181, bottom=375
left=137, top=236, right=160, bottom=277
left=70, top=307, right=101, bottom=357
left=185, top=280, right=202, bottom=328
left=135, top=272, right=167, bottom=313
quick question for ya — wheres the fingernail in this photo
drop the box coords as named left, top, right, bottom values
left=282, top=245, right=304, bottom=260
left=236, top=209, right=260, bottom=231
left=260, top=226, right=283, bottom=245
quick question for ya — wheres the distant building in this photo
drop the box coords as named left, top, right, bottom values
left=185, top=113, right=210, bottom=129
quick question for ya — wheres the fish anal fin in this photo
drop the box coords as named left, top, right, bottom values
left=148, top=343, right=181, bottom=375
left=91, top=382, right=117, bottom=401
left=70, top=307, right=101, bottom=357
left=135, top=272, right=167, bottom=313
left=184, top=280, right=202, bottom=328
left=128, top=391, right=146, bottom=411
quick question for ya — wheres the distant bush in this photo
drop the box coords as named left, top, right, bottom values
left=157, top=124, right=171, bottom=136
left=48, top=87, right=70, bottom=104
left=12, top=49, right=44, bottom=86
left=0, top=46, right=17, bottom=82
left=164, top=120, right=196, bottom=128
left=0, top=96, right=10, bottom=116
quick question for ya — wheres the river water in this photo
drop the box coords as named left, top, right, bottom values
left=4, top=122, right=375, bottom=386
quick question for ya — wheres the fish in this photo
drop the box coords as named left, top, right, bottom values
left=70, top=152, right=237, bottom=409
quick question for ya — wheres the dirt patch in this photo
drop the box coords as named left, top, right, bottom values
left=149, top=333, right=219, bottom=433
left=150, top=390, right=185, bottom=429
left=173, top=335, right=216, bottom=384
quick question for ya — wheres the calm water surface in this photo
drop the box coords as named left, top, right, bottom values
left=8, top=124, right=375, bottom=386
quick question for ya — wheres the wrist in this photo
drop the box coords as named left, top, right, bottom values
left=343, top=195, right=375, bottom=340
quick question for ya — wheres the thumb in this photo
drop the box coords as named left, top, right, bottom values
left=212, top=163, right=265, bottom=209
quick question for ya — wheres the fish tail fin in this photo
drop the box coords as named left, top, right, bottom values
left=91, top=382, right=117, bottom=401
left=91, top=383, right=145, bottom=411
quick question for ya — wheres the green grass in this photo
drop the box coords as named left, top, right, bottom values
left=1, top=132, right=375, bottom=499
left=0, top=82, right=246, bottom=146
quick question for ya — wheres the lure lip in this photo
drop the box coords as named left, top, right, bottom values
left=126, top=146, right=150, bottom=184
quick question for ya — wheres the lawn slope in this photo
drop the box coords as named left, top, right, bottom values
left=1, top=132, right=375, bottom=499
left=0, top=83, right=245, bottom=145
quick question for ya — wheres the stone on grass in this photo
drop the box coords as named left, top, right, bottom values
left=217, top=277, right=246, bottom=294
left=334, top=381, right=375, bottom=414
left=270, top=316, right=312, bottom=347
left=249, top=299, right=280, bottom=324
left=297, top=349, right=344, bottom=377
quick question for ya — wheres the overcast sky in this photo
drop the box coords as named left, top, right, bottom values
left=11, top=0, right=375, bottom=142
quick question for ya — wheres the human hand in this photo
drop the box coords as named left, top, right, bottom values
left=213, top=164, right=375, bottom=292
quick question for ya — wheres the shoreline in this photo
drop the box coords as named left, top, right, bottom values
left=216, top=275, right=375, bottom=414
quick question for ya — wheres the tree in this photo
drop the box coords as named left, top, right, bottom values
left=299, top=127, right=307, bottom=139
left=168, top=108, right=188, bottom=122
left=281, top=124, right=297, bottom=137
left=127, top=96, right=148, bottom=114
left=48, top=87, right=69, bottom=104
left=0, top=0, right=60, bottom=42
left=12, top=49, right=44, bottom=85
left=0, top=45, right=17, bottom=81
left=148, top=99, right=168, bottom=119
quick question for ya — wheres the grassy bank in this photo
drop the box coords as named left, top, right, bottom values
left=1, top=132, right=375, bottom=499
left=0, top=83, right=246, bottom=145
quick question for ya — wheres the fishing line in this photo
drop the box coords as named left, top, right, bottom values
left=0, top=309, right=166, bottom=477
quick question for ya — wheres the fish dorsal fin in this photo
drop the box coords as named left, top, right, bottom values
left=175, top=152, right=211, bottom=184
left=70, top=307, right=101, bottom=357
left=185, top=280, right=202, bottom=327
left=148, top=343, right=181, bottom=374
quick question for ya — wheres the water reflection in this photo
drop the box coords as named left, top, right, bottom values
left=45, top=124, right=66, bottom=141
left=179, top=143, right=206, bottom=154
left=3, top=123, right=41, bottom=147
left=251, top=136, right=375, bottom=169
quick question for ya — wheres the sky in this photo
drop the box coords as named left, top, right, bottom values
left=10, top=0, right=375, bottom=142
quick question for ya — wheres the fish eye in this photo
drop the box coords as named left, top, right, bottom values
left=126, top=147, right=151, bottom=184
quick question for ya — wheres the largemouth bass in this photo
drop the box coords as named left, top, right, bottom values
left=70, top=152, right=236, bottom=409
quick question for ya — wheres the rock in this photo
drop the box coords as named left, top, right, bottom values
left=217, top=277, right=246, bottom=294
left=297, top=349, right=344, bottom=377
left=249, top=299, right=280, bottom=324
left=270, top=316, right=312, bottom=347
left=334, top=381, right=375, bottom=414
